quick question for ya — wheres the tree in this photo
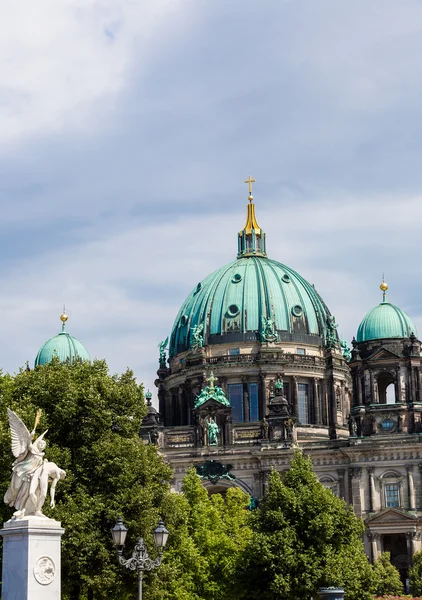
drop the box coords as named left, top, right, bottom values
left=146, top=468, right=252, bottom=600
left=234, top=451, right=373, bottom=600
left=371, top=552, right=403, bottom=596
left=410, top=549, right=422, bottom=596
left=0, top=359, right=173, bottom=600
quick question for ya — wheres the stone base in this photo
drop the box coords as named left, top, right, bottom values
left=0, top=516, right=64, bottom=600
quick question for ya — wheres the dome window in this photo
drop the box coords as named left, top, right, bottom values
left=232, top=273, right=242, bottom=283
left=227, top=304, right=240, bottom=318
left=282, top=274, right=291, bottom=283
left=291, top=305, right=303, bottom=317
left=194, top=282, right=202, bottom=295
left=180, top=315, right=188, bottom=327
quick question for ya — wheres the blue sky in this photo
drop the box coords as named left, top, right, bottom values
left=2, top=0, right=422, bottom=397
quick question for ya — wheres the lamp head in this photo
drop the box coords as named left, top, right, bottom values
left=111, top=516, right=128, bottom=553
left=153, top=519, right=169, bottom=551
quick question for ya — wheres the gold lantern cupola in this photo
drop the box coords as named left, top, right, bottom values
left=237, top=176, right=267, bottom=258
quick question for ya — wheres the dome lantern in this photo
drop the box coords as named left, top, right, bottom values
left=237, top=176, right=267, bottom=258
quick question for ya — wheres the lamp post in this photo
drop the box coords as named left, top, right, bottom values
left=111, top=516, right=169, bottom=600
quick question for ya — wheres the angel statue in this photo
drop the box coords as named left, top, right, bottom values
left=4, top=408, right=66, bottom=519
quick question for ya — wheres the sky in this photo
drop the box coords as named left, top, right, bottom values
left=2, top=0, right=422, bottom=398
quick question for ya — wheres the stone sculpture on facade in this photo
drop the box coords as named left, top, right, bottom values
left=207, top=418, right=220, bottom=446
left=325, top=315, right=339, bottom=349
left=158, top=337, right=169, bottom=365
left=194, top=371, right=230, bottom=409
left=190, top=323, right=204, bottom=349
left=4, top=409, right=66, bottom=519
left=260, top=315, right=278, bottom=342
left=340, top=339, right=351, bottom=362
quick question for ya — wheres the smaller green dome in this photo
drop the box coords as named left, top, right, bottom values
left=35, top=313, right=90, bottom=367
left=357, top=299, right=417, bottom=343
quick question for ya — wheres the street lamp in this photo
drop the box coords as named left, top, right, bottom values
left=111, top=516, right=169, bottom=600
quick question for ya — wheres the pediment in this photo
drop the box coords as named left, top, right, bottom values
left=366, top=508, right=418, bottom=524
left=369, top=347, right=401, bottom=361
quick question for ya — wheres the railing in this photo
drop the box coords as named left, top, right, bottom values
left=186, top=353, right=324, bottom=368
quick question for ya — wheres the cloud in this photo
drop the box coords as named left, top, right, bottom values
left=0, top=0, right=193, bottom=149
left=1, top=0, right=422, bottom=401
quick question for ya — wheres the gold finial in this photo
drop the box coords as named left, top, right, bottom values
left=206, top=370, right=218, bottom=389
left=380, top=277, right=388, bottom=302
left=244, top=175, right=256, bottom=201
left=60, top=305, right=68, bottom=329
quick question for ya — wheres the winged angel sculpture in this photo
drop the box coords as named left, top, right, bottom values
left=4, top=409, right=66, bottom=519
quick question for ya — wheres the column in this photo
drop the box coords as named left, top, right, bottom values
left=367, top=467, right=376, bottom=512
left=415, top=367, right=421, bottom=402
left=292, top=376, right=298, bottom=418
left=313, top=378, right=321, bottom=424
left=369, top=370, right=376, bottom=403
left=177, top=386, right=184, bottom=426
left=259, top=373, right=267, bottom=421
left=368, top=532, right=380, bottom=563
left=350, top=467, right=362, bottom=516
left=357, top=370, right=363, bottom=405
left=242, top=376, right=250, bottom=422
left=395, top=365, right=402, bottom=404
left=337, top=469, right=346, bottom=502
left=407, top=464, right=416, bottom=511
left=406, top=531, right=418, bottom=561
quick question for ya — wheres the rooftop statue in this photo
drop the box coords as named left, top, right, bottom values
left=4, top=409, right=66, bottom=519
left=340, top=339, right=351, bottom=362
left=260, top=315, right=278, bottom=342
left=325, top=315, right=339, bottom=349
left=158, top=337, right=169, bottom=365
left=191, top=323, right=204, bottom=349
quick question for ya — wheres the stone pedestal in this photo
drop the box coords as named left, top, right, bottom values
left=0, top=516, right=64, bottom=600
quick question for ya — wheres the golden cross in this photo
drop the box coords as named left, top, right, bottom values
left=244, top=175, right=256, bottom=197
left=206, top=370, right=218, bottom=389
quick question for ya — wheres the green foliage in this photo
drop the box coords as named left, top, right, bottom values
left=409, top=549, right=422, bottom=597
left=146, top=468, right=252, bottom=600
left=0, top=359, right=173, bottom=600
left=234, top=451, right=373, bottom=600
left=371, top=552, right=404, bottom=597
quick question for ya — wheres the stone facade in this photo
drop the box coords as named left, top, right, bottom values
left=143, top=199, right=422, bottom=581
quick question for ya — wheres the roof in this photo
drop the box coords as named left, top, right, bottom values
left=169, top=255, right=333, bottom=357
left=356, top=299, right=417, bottom=343
left=35, top=325, right=90, bottom=367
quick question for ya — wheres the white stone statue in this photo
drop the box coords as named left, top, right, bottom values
left=4, top=408, right=66, bottom=519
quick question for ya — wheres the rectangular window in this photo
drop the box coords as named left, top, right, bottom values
left=296, top=348, right=306, bottom=355
left=298, top=383, right=309, bottom=424
left=228, top=383, right=244, bottom=422
left=249, top=383, right=259, bottom=421
left=229, top=348, right=240, bottom=355
left=385, top=484, right=400, bottom=508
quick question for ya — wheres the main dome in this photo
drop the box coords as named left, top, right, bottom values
left=35, top=313, right=90, bottom=367
left=169, top=197, right=334, bottom=358
left=356, top=300, right=417, bottom=343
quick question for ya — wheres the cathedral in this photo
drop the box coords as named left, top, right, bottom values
left=33, top=179, right=422, bottom=582
left=145, top=179, right=422, bottom=581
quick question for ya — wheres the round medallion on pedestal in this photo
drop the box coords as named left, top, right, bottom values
left=34, top=556, right=55, bottom=585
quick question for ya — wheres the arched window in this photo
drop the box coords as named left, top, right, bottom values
left=377, top=372, right=396, bottom=404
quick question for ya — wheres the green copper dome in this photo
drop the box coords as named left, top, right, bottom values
left=35, top=313, right=90, bottom=367
left=169, top=199, right=335, bottom=357
left=356, top=299, right=417, bottom=343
